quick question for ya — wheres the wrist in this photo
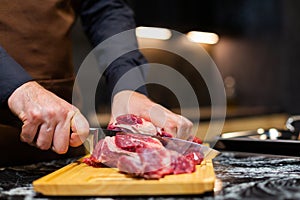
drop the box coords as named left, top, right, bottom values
left=112, top=90, right=154, bottom=116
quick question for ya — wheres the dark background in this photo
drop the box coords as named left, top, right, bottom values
left=72, top=0, right=300, bottom=116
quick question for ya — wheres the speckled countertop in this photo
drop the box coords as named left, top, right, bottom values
left=1, top=152, right=300, bottom=200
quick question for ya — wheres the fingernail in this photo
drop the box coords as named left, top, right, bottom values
left=51, top=146, right=56, bottom=152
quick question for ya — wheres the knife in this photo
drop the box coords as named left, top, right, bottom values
left=85, top=128, right=220, bottom=160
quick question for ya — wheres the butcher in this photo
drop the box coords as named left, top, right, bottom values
left=0, top=0, right=193, bottom=165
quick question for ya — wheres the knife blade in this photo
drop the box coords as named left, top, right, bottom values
left=85, top=128, right=220, bottom=160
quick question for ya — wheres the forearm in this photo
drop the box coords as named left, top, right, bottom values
left=76, top=0, right=148, bottom=97
left=0, top=46, right=32, bottom=107
left=78, top=0, right=137, bottom=47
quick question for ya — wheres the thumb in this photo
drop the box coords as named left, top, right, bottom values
left=70, top=111, right=89, bottom=147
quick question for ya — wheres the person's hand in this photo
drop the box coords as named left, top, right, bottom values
left=110, top=90, right=193, bottom=138
left=7, top=81, right=89, bottom=154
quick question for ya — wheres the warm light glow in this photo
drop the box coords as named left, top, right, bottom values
left=187, top=31, right=219, bottom=44
left=136, top=26, right=172, bottom=40
left=257, top=128, right=265, bottom=134
left=269, top=128, right=280, bottom=140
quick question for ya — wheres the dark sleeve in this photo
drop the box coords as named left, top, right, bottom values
left=75, top=0, right=148, bottom=97
left=0, top=46, right=33, bottom=107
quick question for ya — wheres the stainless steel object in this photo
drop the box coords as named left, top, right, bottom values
left=215, top=115, right=300, bottom=156
left=286, top=115, right=300, bottom=139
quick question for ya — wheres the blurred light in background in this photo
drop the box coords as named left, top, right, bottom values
left=187, top=31, right=219, bottom=44
left=136, top=26, right=172, bottom=40
left=269, top=128, right=281, bottom=140
left=257, top=128, right=265, bottom=134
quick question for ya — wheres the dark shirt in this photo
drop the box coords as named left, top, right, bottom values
left=0, top=0, right=147, bottom=107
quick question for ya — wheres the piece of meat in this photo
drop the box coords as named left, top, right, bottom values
left=172, top=155, right=196, bottom=174
left=184, top=152, right=204, bottom=165
left=83, top=114, right=204, bottom=179
left=136, top=148, right=175, bottom=179
left=84, top=136, right=136, bottom=168
left=118, top=146, right=190, bottom=179
left=115, top=132, right=162, bottom=152
left=108, top=114, right=163, bottom=136
left=192, top=136, right=203, bottom=144
left=115, top=114, right=143, bottom=125
left=117, top=148, right=174, bottom=179
left=108, top=114, right=203, bottom=143
left=84, top=132, right=203, bottom=179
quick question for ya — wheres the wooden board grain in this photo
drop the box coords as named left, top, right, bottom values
left=33, top=156, right=216, bottom=196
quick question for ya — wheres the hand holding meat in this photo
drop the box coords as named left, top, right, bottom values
left=110, top=90, right=193, bottom=138
left=7, top=81, right=89, bottom=154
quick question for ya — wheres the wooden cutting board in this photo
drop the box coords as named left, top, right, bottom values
left=33, top=155, right=216, bottom=196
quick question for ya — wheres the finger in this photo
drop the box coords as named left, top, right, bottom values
left=162, top=120, right=178, bottom=137
left=20, top=121, right=41, bottom=143
left=20, top=108, right=45, bottom=143
left=35, top=123, right=55, bottom=150
left=52, top=122, right=70, bottom=154
left=176, top=116, right=193, bottom=140
left=51, top=109, right=77, bottom=153
left=142, top=104, right=178, bottom=137
left=145, top=104, right=169, bottom=128
left=70, top=111, right=89, bottom=147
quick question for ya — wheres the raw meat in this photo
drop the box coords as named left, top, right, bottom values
left=107, top=114, right=159, bottom=136
left=83, top=114, right=204, bottom=179
left=84, top=132, right=203, bottom=179
left=117, top=147, right=175, bottom=179
left=108, top=114, right=201, bottom=142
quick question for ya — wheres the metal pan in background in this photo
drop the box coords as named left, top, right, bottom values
left=215, top=129, right=300, bottom=157
left=214, top=115, right=300, bottom=157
